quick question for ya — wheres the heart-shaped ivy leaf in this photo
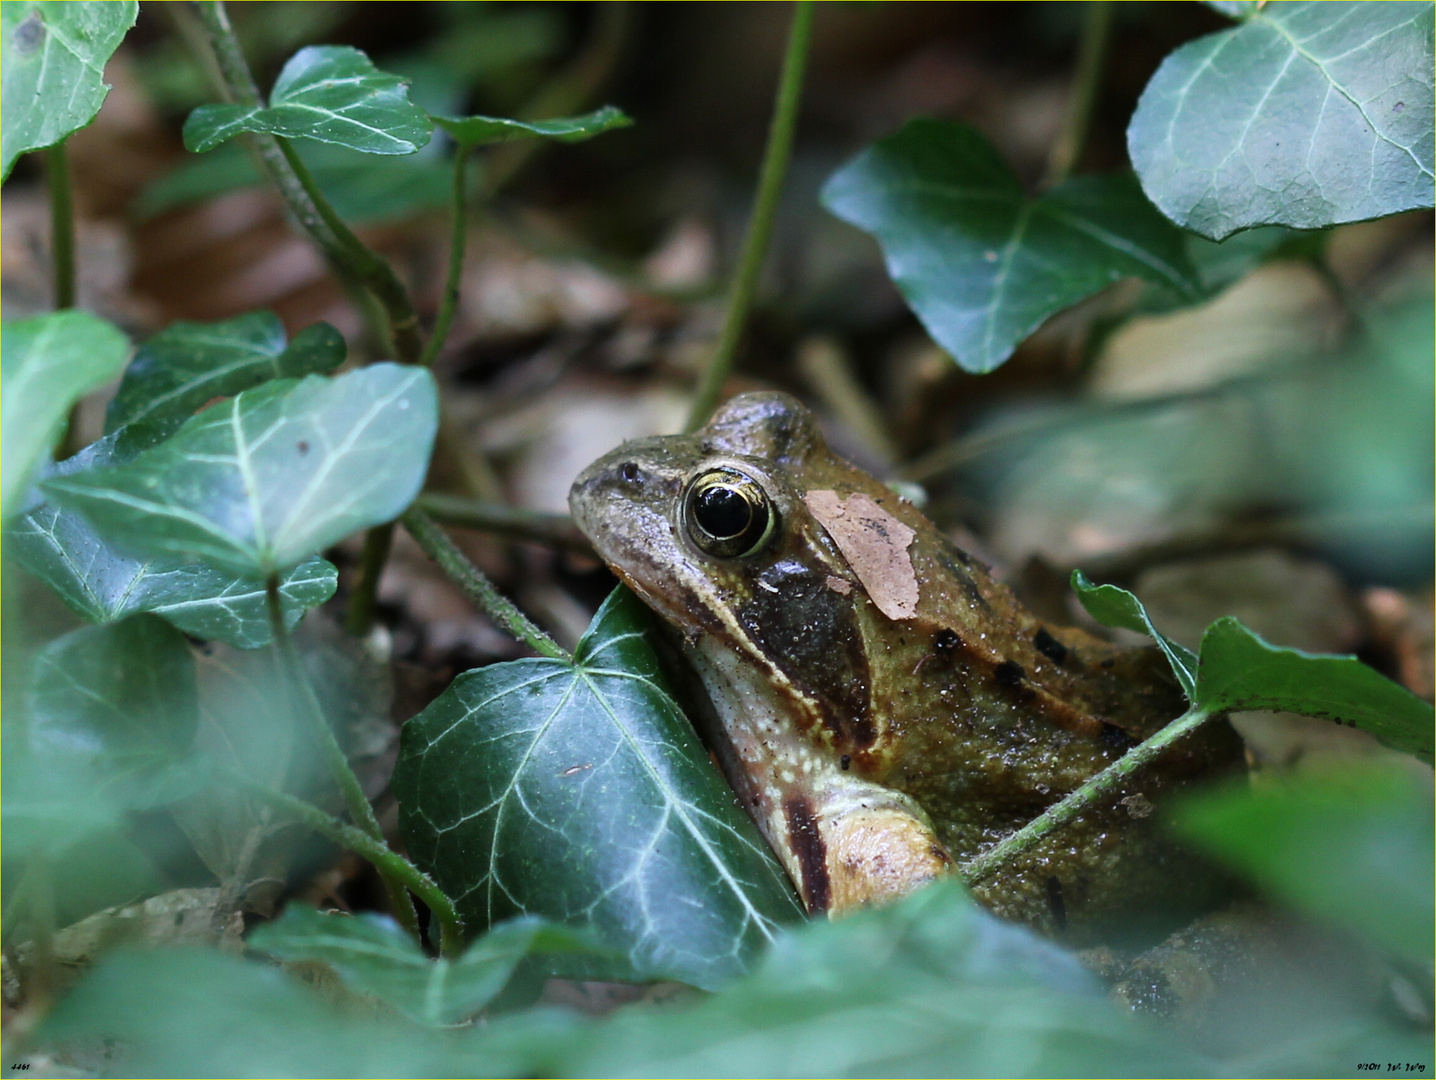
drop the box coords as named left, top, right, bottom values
left=433, top=105, right=632, bottom=149
left=822, top=119, right=1199, bottom=373
left=1072, top=572, right=1435, bottom=763
left=394, top=587, right=804, bottom=991
left=105, top=312, right=346, bottom=436
left=184, top=45, right=432, bottom=156
left=1129, top=1, right=1435, bottom=239
left=0, top=0, right=138, bottom=179
left=46, top=364, right=439, bottom=579
left=249, top=907, right=609, bottom=1027
left=2, top=310, right=130, bottom=520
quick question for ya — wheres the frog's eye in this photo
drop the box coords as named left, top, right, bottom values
left=684, top=468, right=777, bottom=558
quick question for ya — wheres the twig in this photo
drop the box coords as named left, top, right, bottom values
left=230, top=772, right=465, bottom=957
left=961, top=706, right=1213, bottom=885
left=684, top=0, right=815, bottom=432
left=1043, top=0, right=1113, bottom=187
left=417, top=492, right=592, bottom=553
left=265, top=578, right=421, bottom=941
left=402, top=507, right=571, bottom=661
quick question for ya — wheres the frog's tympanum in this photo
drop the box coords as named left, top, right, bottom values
left=569, top=392, right=1241, bottom=941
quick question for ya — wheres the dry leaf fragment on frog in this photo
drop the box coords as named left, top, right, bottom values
left=803, top=490, right=919, bottom=620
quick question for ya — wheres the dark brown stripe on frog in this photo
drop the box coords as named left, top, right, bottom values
left=784, top=796, right=830, bottom=913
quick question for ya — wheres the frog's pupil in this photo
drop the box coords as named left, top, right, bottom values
left=696, top=485, right=751, bottom=538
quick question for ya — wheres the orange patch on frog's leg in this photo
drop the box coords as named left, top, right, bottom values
left=804, top=490, right=919, bottom=620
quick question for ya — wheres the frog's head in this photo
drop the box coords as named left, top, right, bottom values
left=569, top=392, right=884, bottom=744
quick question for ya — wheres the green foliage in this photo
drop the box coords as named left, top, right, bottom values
left=0, top=0, right=138, bottom=179
left=46, top=364, right=439, bottom=578
left=105, top=312, right=346, bottom=435
left=1176, top=766, right=1434, bottom=959
left=248, top=907, right=610, bottom=1027
left=434, top=105, right=633, bottom=149
left=1129, top=1, right=1435, bottom=238
left=394, top=588, right=804, bottom=991
left=1073, top=571, right=1435, bottom=762
left=822, top=119, right=1199, bottom=373
left=1, top=310, right=130, bottom=520
left=184, top=44, right=433, bottom=155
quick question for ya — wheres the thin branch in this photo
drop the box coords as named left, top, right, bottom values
left=684, top=0, right=815, bottom=432
left=230, top=773, right=465, bottom=958
left=961, top=706, right=1214, bottom=885
left=265, top=579, right=421, bottom=941
left=402, top=507, right=571, bottom=662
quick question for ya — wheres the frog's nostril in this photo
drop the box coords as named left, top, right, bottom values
left=618, top=461, right=641, bottom=483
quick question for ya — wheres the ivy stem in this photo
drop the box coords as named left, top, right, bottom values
left=684, top=0, right=814, bottom=433
left=1043, top=0, right=1113, bottom=188
left=264, top=576, right=421, bottom=941
left=343, top=523, right=395, bottom=637
left=229, top=772, right=464, bottom=957
left=418, top=146, right=472, bottom=369
left=45, top=142, right=75, bottom=309
left=961, top=706, right=1213, bottom=886
left=401, top=507, right=571, bottom=662
left=417, top=492, right=591, bottom=553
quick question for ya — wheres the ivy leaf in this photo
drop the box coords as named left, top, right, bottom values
left=393, top=588, right=804, bottom=991
left=1070, top=570, right=1198, bottom=699
left=1129, top=1, right=1435, bottom=239
left=46, top=364, right=439, bottom=579
left=249, top=907, right=609, bottom=1027
left=821, top=119, right=1199, bottom=373
left=433, top=105, right=632, bottom=150
left=1, top=310, right=130, bottom=520
left=25, top=615, right=199, bottom=810
left=1073, top=572, right=1435, bottom=762
left=0, top=0, right=138, bottom=180
left=183, top=45, right=432, bottom=156
left=1194, top=617, right=1434, bottom=764
left=105, top=312, right=346, bottom=436
left=1175, top=766, right=1433, bottom=959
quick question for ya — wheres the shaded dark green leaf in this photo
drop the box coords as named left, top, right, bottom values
left=394, top=587, right=803, bottom=991
left=106, top=312, right=345, bottom=435
left=1195, top=616, right=1434, bottom=763
left=1129, top=1, right=1435, bottom=239
left=1, top=310, right=130, bottom=520
left=183, top=44, right=432, bottom=156
left=1071, top=570, right=1198, bottom=698
left=46, top=364, right=439, bottom=578
left=250, top=907, right=609, bottom=1027
left=434, top=105, right=632, bottom=149
left=1175, top=766, right=1434, bottom=959
left=822, top=119, right=1199, bottom=373
left=0, top=0, right=137, bottom=180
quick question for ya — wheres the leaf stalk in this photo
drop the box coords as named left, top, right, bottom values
left=684, top=0, right=814, bottom=432
left=1044, top=0, right=1114, bottom=187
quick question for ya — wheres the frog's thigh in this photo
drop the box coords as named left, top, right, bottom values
left=813, top=785, right=955, bottom=916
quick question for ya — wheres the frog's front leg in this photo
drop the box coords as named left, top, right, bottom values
left=687, top=637, right=954, bottom=915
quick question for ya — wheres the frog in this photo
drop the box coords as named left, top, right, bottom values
left=568, top=391, right=1242, bottom=942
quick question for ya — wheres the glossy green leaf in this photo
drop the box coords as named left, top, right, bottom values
left=0, top=0, right=138, bottom=180
left=1073, top=572, right=1435, bottom=761
left=433, top=105, right=632, bottom=149
left=1175, top=767, right=1434, bottom=959
left=250, top=907, right=608, bottom=1027
left=105, top=312, right=345, bottom=435
left=1, top=310, right=130, bottom=520
left=46, top=364, right=439, bottom=579
left=568, top=881, right=1199, bottom=1078
left=25, top=615, right=198, bottom=809
left=1195, top=617, right=1434, bottom=763
left=821, top=119, right=1199, bottom=373
left=1129, top=1, right=1435, bottom=239
left=183, top=44, right=432, bottom=156
left=1071, top=570, right=1198, bottom=699
left=394, top=587, right=803, bottom=991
